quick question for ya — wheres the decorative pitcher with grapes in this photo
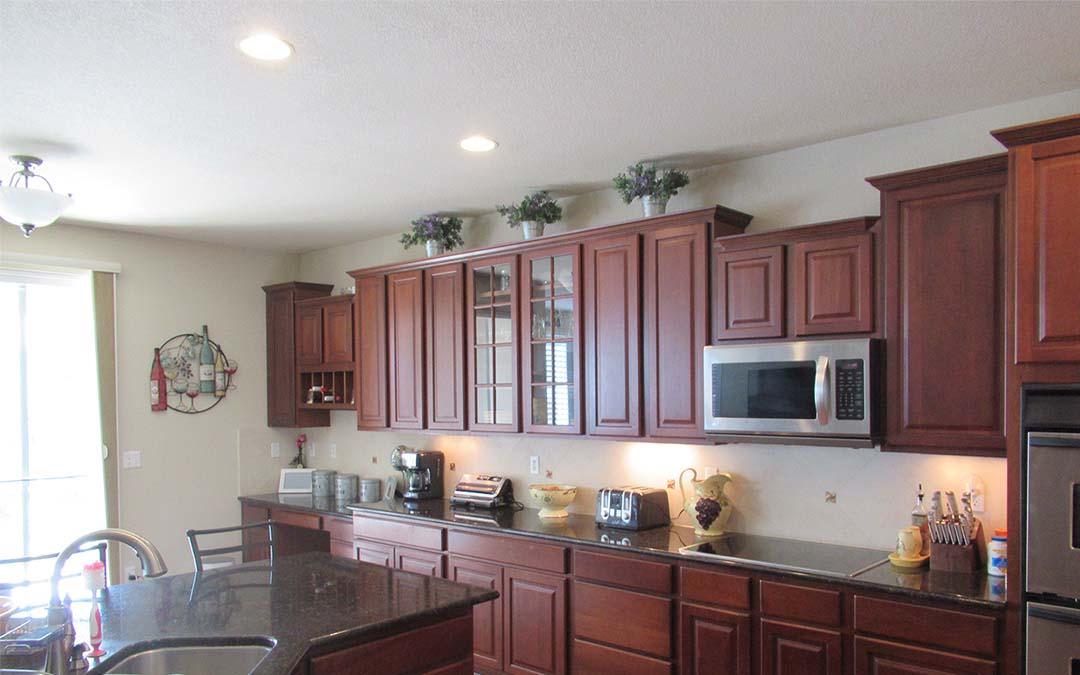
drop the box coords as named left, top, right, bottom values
left=678, top=468, right=733, bottom=537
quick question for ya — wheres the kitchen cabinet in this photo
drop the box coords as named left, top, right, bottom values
left=868, top=156, right=1007, bottom=455
left=296, top=303, right=324, bottom=366
left=355, top=274, right=389, bottom=429
left=240, top=504, right=270, bottom=562
left=396, top=545, right=446, bottom=577
left=426, top=263, right=467, bottom=431
left=759, top=619, right=842, bottom=675
left=854, top=637, right=996, bottom=675
left=355, top=538, right=394, bottom=567
left=323, top=299, right=353, bottom=363
left=713, top=245, right=785, bottom=340
left=792, top=233, right=873, bottom=336
left=644, top=223, right=709, bottom=439
left=388, top=269, right=426, bottom=429
left=520, top=245, right=582, bottom=434
left=573, top=581, right=672, bottom=659
left=307, top=614, right=474, bottom=675
left=467, top=255, right=520, bottom=432
left=504, top=566, right=567, bottom=675
left=583, top=233, right=642, bottom=438
left=262, top=281, right=334, bottom=428
left=449, top=555, right=504, bottom=672
left=993, top=116, right=1080, bottom=363
left=680, top=602, right=750, bottom=675
left=295, top=295, right=354, bottom=367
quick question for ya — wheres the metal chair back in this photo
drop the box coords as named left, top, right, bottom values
left=185, top=520, right=276, bottom=574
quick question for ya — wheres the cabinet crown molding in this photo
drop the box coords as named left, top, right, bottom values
left=713, top=216, right=876, bottom=252
left=991, top=112, right=1080, bottom=148
left=865, top=154, right=1007, bottom=192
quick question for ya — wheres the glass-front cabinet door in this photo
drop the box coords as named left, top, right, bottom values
left=467, top=255, right=519, bottom=432
left=521, top=245, right=582, bottom=434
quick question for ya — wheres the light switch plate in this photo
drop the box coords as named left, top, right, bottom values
left=270, top=442, right=280, bottom=458
left=123, top=451, right=141, bottom=469
left=329, top=443, right=337, bottom=459
left=529, top=456, right=539, bottom=475
left=309, top=441, right=317, bottom=459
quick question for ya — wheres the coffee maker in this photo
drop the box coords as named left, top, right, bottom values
left=391, top=447, right=444, bottom=500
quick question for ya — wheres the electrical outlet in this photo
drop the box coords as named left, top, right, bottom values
left=966, top=474, right=986, bottom=513
left=329, top=443, right=337, bottom=459
left=309, top=441, right=317, bottom=459
left=122, top=451, right=141, bottom=469
left=529, top=456, right=539, bottom=475
left=270, top=442, right=280, bottom=458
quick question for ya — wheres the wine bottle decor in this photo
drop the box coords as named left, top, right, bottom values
left=150, top=328, right=236, bottom=414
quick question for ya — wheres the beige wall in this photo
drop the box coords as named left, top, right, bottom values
left=0, top=223, right=299, bottom=575
left=290, top=88, right=1080, bottom=550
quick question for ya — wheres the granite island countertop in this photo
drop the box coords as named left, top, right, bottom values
left=241, top=493, right=1006, bottom=610
left=85, top=551, right=497, bottom=675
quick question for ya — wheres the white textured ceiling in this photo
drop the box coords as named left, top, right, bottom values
left=3, top=1, right=1080, bottom=252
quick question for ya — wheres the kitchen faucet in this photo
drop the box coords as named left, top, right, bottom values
left=45, top=529, right=168, bottom=675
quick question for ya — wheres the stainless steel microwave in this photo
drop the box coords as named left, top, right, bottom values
left=703, top=339, right=879, bottom=447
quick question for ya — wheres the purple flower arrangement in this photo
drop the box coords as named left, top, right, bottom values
left=400, top=214, right=465, bottom=250
left=612, top=163, right=690, bottom=204
left=495, top=190, right=562, bottom=227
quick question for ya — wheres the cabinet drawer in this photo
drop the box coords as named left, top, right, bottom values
left=854, top=596, right=997, bottom=658
left=396, top=545, right=445, bottom=578
left=449, top=530, right=567, bottom=574
left=760, top=580, right=841, bottom=627
left=573, top=581, right=672, bottom=658
left=323, top=515, right=352, bottom=542
left=329, top=539, right=356, bottom=559
left=575, top=548, right=672, bottom=594
left=680, top=567, right=750, bottom=609
left=353, top=515, right=445, bottom=551
left=573, top=639, right=672, bottom=675
left=270, top=508, right=321, bottom=531
left=854, top=636, right=996, bottom=675
left=355, top=538, right=394, bottom=567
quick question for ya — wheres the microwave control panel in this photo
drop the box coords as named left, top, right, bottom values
left=835, top=359, right=865, bottom=420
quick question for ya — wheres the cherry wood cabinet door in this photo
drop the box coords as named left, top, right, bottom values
left=760, top=619, right=841, bottom=675
left=793, top=233, right=873, bottom=335
left=425, top=263, right=466, bottom=431
left=329, top=539, right=357, bottom=559
left=265, top=288, right=299, bottom=427
left=355, top=538, right=394, bottom=567
left=680, top=602, right=751, bottom=675
left=240, top=504, right=270, bottom=562
left=396, top=545, right=445, bottom=578
left=503, top=567, right=567, bottom=675
left=1012, top=135, right=1080, bottom=363
left=449, top=555, right=504, bottom=672
left=713, top=245, right=785, bottom=340
left=584, top=234, right=642, bottom=437
left=644, top=223, right=709, bottom=439
left=854, top=637, right=996, bottom=675
left=295, top=304, right=324, bottom=366
left=322, top=298, right=354, bottom=364
left=520, top=245, right=582, bottom=435
left=879, top=168, right=1006, bottom=454
left=388, top=269, right=425, bottom=429
left=467, top=255, right=520, bottom=432
left=355, top=275, right=389, bottom=429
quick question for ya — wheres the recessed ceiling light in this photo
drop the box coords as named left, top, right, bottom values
left=459, top=136, right=498, bottom=152
left=238, top=33, right=294, bottom=61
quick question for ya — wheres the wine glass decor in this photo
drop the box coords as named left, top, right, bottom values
left=150, top=329, right=235, bottom=414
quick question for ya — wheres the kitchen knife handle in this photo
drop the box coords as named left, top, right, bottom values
left=814, top=356, right=830, bottom=425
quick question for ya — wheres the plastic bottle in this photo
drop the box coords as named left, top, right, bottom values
left=987, top=528, right=1008, bottom=577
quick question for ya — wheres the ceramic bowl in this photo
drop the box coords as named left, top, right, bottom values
left=528, top=484, right=578, bottom=518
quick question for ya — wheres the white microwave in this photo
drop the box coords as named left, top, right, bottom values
left=703, top=339, right=879, bottom=447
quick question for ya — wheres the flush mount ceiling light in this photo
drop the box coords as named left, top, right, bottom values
left=459, top=136, right=498, bottom=152
left=238, top=33, right=294, bottom=61
left=0, top=156, right=74, bottom=238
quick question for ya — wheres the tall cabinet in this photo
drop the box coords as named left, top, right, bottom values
left=262, top=282, right=334, bottom=427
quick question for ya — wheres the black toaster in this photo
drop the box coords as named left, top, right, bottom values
left=595, top=486, right=671, bottom=531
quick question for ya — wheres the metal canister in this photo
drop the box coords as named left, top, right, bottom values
left=335, top=473, right=359, bottom=503
left=359, top=478, right=381, bottom=503
left=312, top=469, right=336, bottom=498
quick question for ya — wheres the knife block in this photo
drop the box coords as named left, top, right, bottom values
left=929, top=521, right=984, bottom=573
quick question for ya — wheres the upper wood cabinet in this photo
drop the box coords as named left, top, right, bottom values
left=714, top=245, right=785, bottom=340
left=262, top=281, right=334, bottom=428
left=355, top=275, right=389, bottom=430
left=868, top=156, right=1007, bottom=455
left=644, top=223, right=709, bottom=439
left=323, top=300, right=353, bottom=363
left=520, top=245, right=582, bottom=435
left=467, top=255, right=520, bottom=432
left=387, top=269, right=425, bottom=429
left=993, top=115, right=1080, bottom=363
left=713, top=218, right=877, bottom=342
left=793, top=233, right=873, bottom=336
left=584, top=234, right=642, bottom=438
left=296, top=304, right=324, bottom=366
left=295, top=295, right=354, bottom=368
left=426, top=263, right=467, bottom=431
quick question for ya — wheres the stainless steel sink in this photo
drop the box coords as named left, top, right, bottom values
left=102, top=644, right=271, bottom=675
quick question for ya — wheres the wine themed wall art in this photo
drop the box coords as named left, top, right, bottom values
left=149, top=325, right=237, bottom=414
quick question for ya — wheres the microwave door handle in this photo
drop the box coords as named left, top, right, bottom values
left=814, top=356, right=830, bottom=425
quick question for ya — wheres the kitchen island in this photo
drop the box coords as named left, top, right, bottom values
left=85, top=551, right=496, bottom=675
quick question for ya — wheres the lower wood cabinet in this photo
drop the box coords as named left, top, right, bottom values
left=355, top=538, right=394, bottom=567
left=573, top=581, right=671, bottom=658
left=680, top=602, right=750, bottom=675
left=504, top=567, right=567, bottom=675
left=854, top=637, right=996, bottom=675
left=307, top=613, right=473, bottom=675
left=240, top=504, right=270, bottom=562
left=759, top=619, right=842, bottom=675
left=574, top=639, right=673, bottom=675
left=449, top=556, right=504, bottom=672
left=396, top=545, right=445, bottom=577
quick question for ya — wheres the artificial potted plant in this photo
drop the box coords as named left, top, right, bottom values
left=612, top=162, right=690, bottom=217
left=496, top=190, right=562, bottom=240
left=400, top=214, right=465, bottom=257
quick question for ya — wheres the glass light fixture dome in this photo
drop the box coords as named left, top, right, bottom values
left=0, top=155, right=74, bottom=237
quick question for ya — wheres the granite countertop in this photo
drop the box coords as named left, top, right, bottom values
left=241, top=493, right=1005, bottom=609
left=84, top=552, right=496, bottom=675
